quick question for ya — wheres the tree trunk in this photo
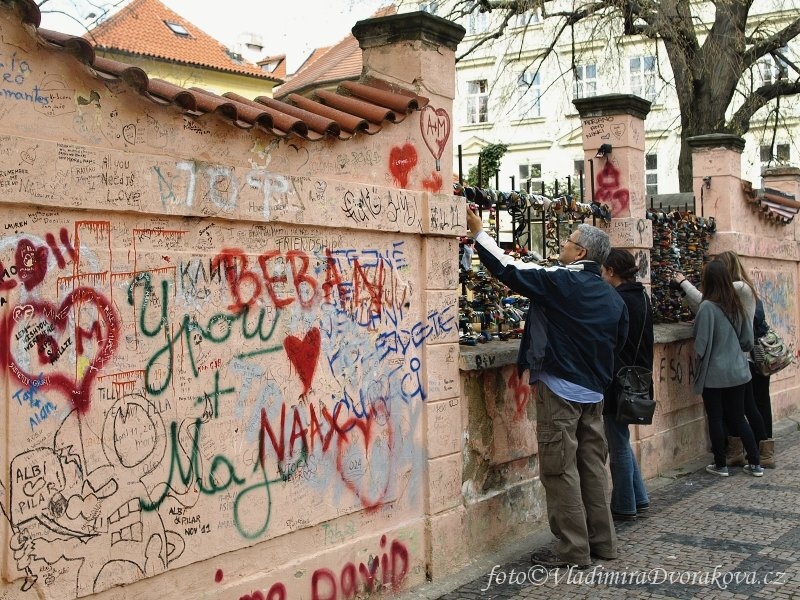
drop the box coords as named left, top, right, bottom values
left=677, top=132, right=693, bottom=193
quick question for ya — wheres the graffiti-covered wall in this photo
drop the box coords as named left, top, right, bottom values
left=0, top=5, right=467, bottom=599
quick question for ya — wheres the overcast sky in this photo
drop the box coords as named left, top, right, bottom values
left=39, top=0, right=392, bottom=72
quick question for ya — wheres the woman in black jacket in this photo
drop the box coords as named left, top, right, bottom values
left=601, top=249, right=654, bottom=520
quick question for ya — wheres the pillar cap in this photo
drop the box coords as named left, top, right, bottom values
left=762, top=166, right=800, bottom=178
left=687, top=133, right=745, bottom=153
left=572, top=94, right=651, bottom=120
left=352, top=12, right=466, bottom=52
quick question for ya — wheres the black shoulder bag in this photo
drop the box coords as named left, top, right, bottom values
left=615, top=290, right=655, bottom=425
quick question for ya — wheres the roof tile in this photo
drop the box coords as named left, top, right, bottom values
left=10, top=0, right=428, bottom=142
left=85, top=0, right=281, bottom=82
left=274, top=4, right=396, bottom=99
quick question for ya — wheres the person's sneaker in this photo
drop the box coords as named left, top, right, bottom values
left=705, top=464, right=729, bottom=477
left=530, top=548, right=590, bottom=569
left=743, top=464, right=764, bottom=477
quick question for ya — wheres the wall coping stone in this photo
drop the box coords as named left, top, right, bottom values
left=459, top=323, right=694, bottom=371
left=353, top=12, right=466, bottom=51
left=572, top=94, right=652, bottom=120
left=687, top=133, right=746, bottom=153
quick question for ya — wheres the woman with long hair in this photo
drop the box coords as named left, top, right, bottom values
left=692, top=260, right=762, bottom=476
left=718, top=251, right=775, bottom=467
left=601, top=249, right=653, bottom=519
left=674, top=251, right=771, bottom=466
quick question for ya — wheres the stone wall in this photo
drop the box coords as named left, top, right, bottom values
left=0, top=5, right=466, bottom=599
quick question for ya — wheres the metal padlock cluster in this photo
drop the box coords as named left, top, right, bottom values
left=648, top=209, right=716, bottom=323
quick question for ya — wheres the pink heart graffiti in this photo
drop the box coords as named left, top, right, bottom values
left=419, top=106, right=451, bottom=169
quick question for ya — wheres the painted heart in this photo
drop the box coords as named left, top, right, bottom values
left=611, top=123, right=626, bottom=139
left=12, top=305, right=34, bottom=323
left=419, top=106, right=451, bottom=161
left=287, top=142, right=310, bottom=171
left=283, top=327, right=320, bottom=396
left=336, top=403, right=393, bottom=510
left=2, top=288, right=119, bottom=414
left=15, top=239, right=48, bottom=291
left=22, top=478, right=45, bottom=497
left=389, top=143, right=418, bottom=189
left=314, top=180, right=327, bottom=201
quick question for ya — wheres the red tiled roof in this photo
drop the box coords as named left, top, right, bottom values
left=292, top=46, right=333, bottom=76
left=9, top=0, right=428, bottom=142
left=275, top=4, right=396, bottom=99
left=257, top=54, right=286, bottom=80
left=742, top=182, right=800, bottom=224
left=85, top=0, right=280, bottom=82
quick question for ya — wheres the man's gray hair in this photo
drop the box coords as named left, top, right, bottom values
left=575, top=223, right=610, bottom=264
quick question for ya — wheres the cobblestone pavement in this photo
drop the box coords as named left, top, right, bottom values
left=436, top=429, right=800, bottom=600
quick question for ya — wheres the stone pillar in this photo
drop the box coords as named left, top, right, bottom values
left=354, top=13, right=469, bottom=579
left=573, top=94, right=653, bottom=264
left=573, top=94, right=654, bottom=471
left=686, top=133, right=746, bottom=232
left=353, top=13, right=464, bottom=185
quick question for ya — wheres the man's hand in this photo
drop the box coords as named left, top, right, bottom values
left=466, top=206, right=483, bottom=237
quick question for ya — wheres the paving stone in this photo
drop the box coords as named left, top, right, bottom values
left=429, top=428, right=800, bottom=599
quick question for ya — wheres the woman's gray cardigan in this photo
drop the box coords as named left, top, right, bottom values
left=692, top=300, right=754, bottom=394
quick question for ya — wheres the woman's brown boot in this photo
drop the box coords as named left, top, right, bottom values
left=759, top=439, right=775, bottom=469
left=726, top=436, right=745, bottom=467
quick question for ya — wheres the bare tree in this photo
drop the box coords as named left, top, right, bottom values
left=437, top=0, right=800, bottom=191
left=36, top=0, right=128, bottom=40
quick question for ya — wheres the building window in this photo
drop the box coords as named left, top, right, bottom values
left=758, top=47, right=789, bottom=85
left=164, top=20, right=190, bottom=37
left=645, top=154, right=658, bottom=197
left=419, top=1, right=438, bottom=14
left=466, top=79, right=489, bottom=124
left=574, top=64, right=597, bottom=99
left=513, top=9, right=540, bottom=28
left=630, top=56, right=656, bottom=102
left=520, top=163, right=542, bottom=190
left=760, top=143, right=790, bottom=167
left=517, top=72, right=541, bottom=119
left=466, top=5, right=489, bottom=35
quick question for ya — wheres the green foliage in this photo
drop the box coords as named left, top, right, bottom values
left=466, top=143, right=508, bottom=187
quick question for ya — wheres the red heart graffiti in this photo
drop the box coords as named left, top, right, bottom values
left=15, top=239, right=49, bottom=291
left=419, top=106, right=451, bottom=161
left=2, top=288, right=119, bottom=414
left=283, top=327, right=320, bottom=396
left=389, top=143, right=418, bottom=189
left=336, top=403, right=393, bottom=510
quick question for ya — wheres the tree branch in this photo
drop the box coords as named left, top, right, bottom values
left=729, top=79, right=800, bottom=134
left=742, top=17, right=800, bottom=70
left=456, top=9, right=515, bottom=62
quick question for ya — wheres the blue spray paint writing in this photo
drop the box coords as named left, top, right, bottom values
left=374, top=305, right=456, bottom=360
left=12, top=372, right=57, bottom=430
left=1, top=51, right=32, bottom=85
left=2, top=85, right=48, bottom=105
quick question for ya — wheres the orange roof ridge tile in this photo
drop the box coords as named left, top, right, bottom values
left=9, top=0, right=427, bottom=144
